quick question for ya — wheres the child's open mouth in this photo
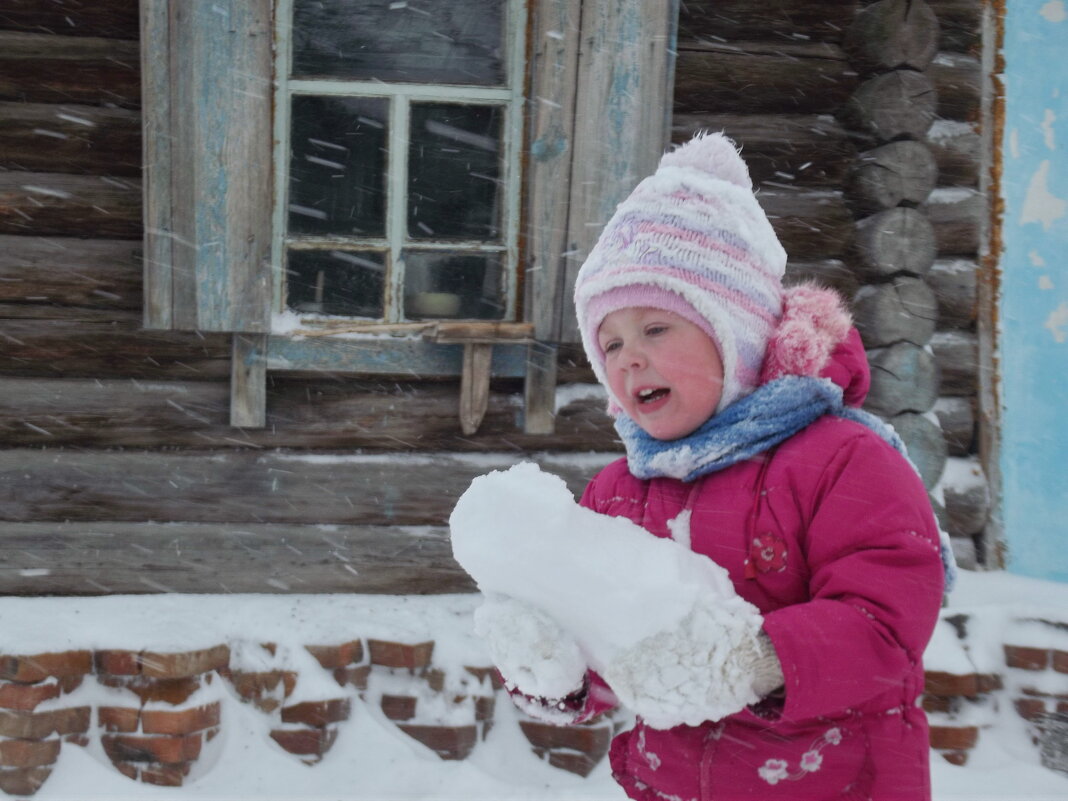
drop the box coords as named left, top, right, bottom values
left=637, top=387, right=670, bottom=405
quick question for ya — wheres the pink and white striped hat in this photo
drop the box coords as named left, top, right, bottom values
left=574, top=132, right=788, bottom=415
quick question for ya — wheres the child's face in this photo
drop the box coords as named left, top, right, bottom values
left=598, top=307, right=724, bottom=441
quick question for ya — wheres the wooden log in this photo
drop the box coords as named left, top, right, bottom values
left=926, top=120, right=980, bottom=186
left=757, top=187, right=854, bottom=260
left=846, top=140, right=938, bottom=215
left=673, top=41, right=855, bottom=116
left=784, top=259, right=860, bottom=299
left=0, top=522, right=474, bottom=595
left=865, top=341, right=940, bottom=417
left=930, top=330, right=978, bottom=397
left=0, top=101, right=141, bottom=176
left=844, top=0, right=941, bottom=74
left=0, top=0, right=140, bottom=40
left=0, top=235, right=141, bottom=309
left=852, top=276, right=938, bottom=348
left=929, top=52, right=982, bottom=122
left=672, top=113, right=856, bottom=189
left=0, top=311, right=231, bottom=380
left=934, top=396, right=975, bottom=456
left=0, top=32, right=140, bottom=108
left=0, top=376, right=619, bottom=451
left=928, top=258, right=978, bottom=329
left=927, top=0, right=983, bottom=54
left=0, top=449, right=618, bottom=526
left=890, top=411, right=947, bottom=491
left=926, top=187, right=982, bottom=256
left=851, top=207, right=937, bottom=281
left=941, top=458, right=990, bottom=537
left=0, top=171, right=141, bottom=239
left=840, top=70, right=938, bottom=142
left=677, top=0, right=861, bottom=44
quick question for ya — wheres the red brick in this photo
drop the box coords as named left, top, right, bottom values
left=102, top=733, right=202, bottom=764
left=0, top=651, right=92, bottom=683
left=519, top=720, right=613, bottom=755
left=270, top=727, right=338, bottom=760
left=98, top=707, right=140, bottom=733
left=1053, top=650, right=1068, bottom=674
left=0, top=765, right=53, bottom=796
left=976, top=674, right=1004, bottom=693
left=0, top=680, right=61, bottom=711
left=112, top=760, right=138, bottom=780
left=95, top=650, right=142, bottom=677
left=140, top=761, right=193, bottom=787
left=0, top=707, right=90, bottom=739
left=305, top=641, right=364, bottom=669
left=396, top=724, right=478, bottom=760
left=1005, top=645, right=1050, bottom=671
left=548, top=750, right=601, bottom=777
left=99, top=676, right=202, bottom=706
left=463, top=666, right=499, bottom=687
left=367, top=640, right=434, bottom=670
left=222, top=670, right=295, bottom=713
left=1015, top=697, right=1049, bottom=721
left=139, top=645, right=229, bottom=679
left=939, top=750, right=969, bottom=766
left=1058, top=701, right=1068, bottom=715
left=141, top=703, right=220, bottom=736
left=924, top=671, right=979, bottom=697
left=424, top=668, right=446, bottom=692
left=381, top=695, right=418, bottom=721
left=281, top=698, right=351, bottom=728
left=0, top=739, right=61, bottom=769
left=474, top=695, right=495, bottom=723
left=64, top=733, right=89, bottom=747
left=333, top=664, right=371, bottom=691
left=922, top=695, right=957, bottom=714
left=928, top=725, right=979, bottom=751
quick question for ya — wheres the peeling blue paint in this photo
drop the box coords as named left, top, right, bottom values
left=1000, top=1, right=1068, bottom=582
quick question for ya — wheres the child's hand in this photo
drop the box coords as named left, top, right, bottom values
left=473, top=595, right=587, bottom=702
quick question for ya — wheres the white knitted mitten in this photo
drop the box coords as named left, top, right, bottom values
left=473, top=595, right=587, bottom=701
left=602, top=594, right=782, bottom=730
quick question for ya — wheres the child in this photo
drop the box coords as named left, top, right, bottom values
left=476, top=133, right=948, bottom=800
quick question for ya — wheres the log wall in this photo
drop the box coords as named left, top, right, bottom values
left=0, top=0, right=991, bottom=594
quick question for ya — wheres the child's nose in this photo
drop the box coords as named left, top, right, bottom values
left=619, top=342, right=647, bottom=369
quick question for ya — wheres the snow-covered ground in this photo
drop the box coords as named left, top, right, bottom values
left=5, top=571, right=1068, bottom=799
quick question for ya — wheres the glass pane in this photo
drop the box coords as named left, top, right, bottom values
left=408, top=104, right=502, bottom=241
left=288, top=96, right=388, bottom=237
left=292, top=0, right=505, bottom=86
left=403, top=251, right=505, bottom=320
left=286, top=249, right=385, bottom=318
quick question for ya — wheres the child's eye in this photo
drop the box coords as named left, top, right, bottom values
left=645, top=324, right=668, bottom=336
left=603, top=340, right=622, bottom=354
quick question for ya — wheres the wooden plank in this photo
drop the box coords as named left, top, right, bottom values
left=0, top=171, right=141, bottom=238
left=673, top=41, right=855, bottom=116
left=677, top=0, right=860, bottom=44
left=0, top=449, right=619, bottom=525
left=0, top=101, right=141, bottom=176
left=0, top=522, right=473, bottom=595
left=231, top=333, right=267, bottom=428
left=558, top=0, right=678, bottom=342
left=523, top=342, right=558, bottom=435
left=756, top=187, right=854, bottom=260
left=0, top=376, right=618, bottom=451
left=459, top=344, right=493, bottom=436
left=524, top=0, right=582, bottom=341
left=0, top=235, right=141, bottom=309
left=0, top=0, right=140, bottom=40
left=0, top=31, right=140, bottom=108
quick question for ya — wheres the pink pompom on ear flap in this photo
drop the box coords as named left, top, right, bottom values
left=759, top=284, right=853, bottom=384
left=658, top=131, right=752, bottom=190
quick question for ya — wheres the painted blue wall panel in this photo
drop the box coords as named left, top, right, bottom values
left=1001, top=1, right=1068, bottom=582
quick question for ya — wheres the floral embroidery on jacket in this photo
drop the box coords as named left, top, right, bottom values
left=757, top=727, right=843, bottom=785
left=750, top=531, right=788, bottom=573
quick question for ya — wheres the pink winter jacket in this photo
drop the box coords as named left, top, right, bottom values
left=569, top=331, right=945, bottom=801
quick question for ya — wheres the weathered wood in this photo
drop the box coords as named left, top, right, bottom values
left=0, top=101, right=140, bottom=176
left=672, top=113, right=856, bottom=189
left=524, top=0, right=582, bottom=341
left=0, top=312, right=230, bottom=379
left=231, top=334, right=267, bottom=428
left=890, top=411, right=947, bottom=490
left=0, top=235, right=140, bottom=309
left=677, top=0, right=861, bottom=44
left=930, top=330, right=978, bottom=397
left=852, top=207, right=937, bottom=281
left=757, top=187, right=854, bottom=260
left=934, top=396, right=975, bottom=456
left=927, top=187, right=982, bottom=256
left=459, top=343, right=493, bottom=436
left=0, top=0, right=140, bottom=40
left=784, top=259, right=860, bottom=300
left=0, top=31, right=140, bottom=108
left=928, top=258, right=978, bottom=328
left=0, top=449, right=618, bottom=525
left=942, top=460, right=990, bottom=537
left=853, top=276, right=938, bottom=348
left=847, top=140, right=938, bottom=215
left=927, top=0, right=982, bottom=54
left=674, top=41, right=855, bottom=116
left=844, top=0, right=940, bottom=74
left=841, top=70, right=938, bottom=141
left=927, top=120, right=980, bottom=186
left=524, top=342, right=558, bottom=436
left=0, top=376, right=619, bottom=451
left=0, top=171, right=141, bottom=238
left=865, top=341, right=940, bottom=417
left=929, top=52, right=982, bottom=122
left=0, top=522, right=474, bottom=595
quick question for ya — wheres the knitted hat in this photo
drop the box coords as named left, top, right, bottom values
left=574, top=132, right=788, bottom=414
